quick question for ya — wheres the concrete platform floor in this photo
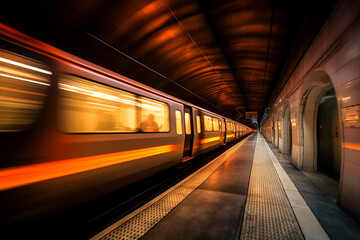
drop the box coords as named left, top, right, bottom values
left=92, top=134, right=360, bottom=240
left=266, top=139, right=360, bottom=240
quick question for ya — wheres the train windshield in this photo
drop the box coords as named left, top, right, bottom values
left=0, top=49, right=51, bottom=132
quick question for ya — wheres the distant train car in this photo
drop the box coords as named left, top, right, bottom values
left=0, top=23, right=253, bottom=224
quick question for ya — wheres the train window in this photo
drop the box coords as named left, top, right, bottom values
left=196, top=115, right=201, bottom=133
left=175, top=110, right=182, bottom=134
left=227, top=122, right=234, bottom=132
left=213, top=118, right=219, bottom=131
left=185, top=112, right=191, bottom=134
left=204, top=115, right=213, bottom=131
left=139, top=96, right=169, bottom=132
left=59, top=75, right=170, bottom=133
left=59, top=75, right=138, bottom=133
left=0, top=49, right=51, bottom=131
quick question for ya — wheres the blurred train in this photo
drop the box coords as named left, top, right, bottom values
left=0, top=23, right=253, bottom=224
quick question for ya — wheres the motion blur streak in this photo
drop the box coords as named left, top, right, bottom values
left=200, top=136, right=220, bottom=144
left=0, top=73, right=50, bottom=86
left=343, top=142, right=360, bottom=151
left=0, top=56, right=52, bottom=75
left=227, top=134, right=234, bottom=138
left=0, top=86, right=46, bottom=96
left=0, top=96, right=42, bottom=105
left=0, top=145, right=175, bottom=191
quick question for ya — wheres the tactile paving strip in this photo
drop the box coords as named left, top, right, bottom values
left=101, top=187, right=192, bottom=240
left=95, top=136, right=251, bottom=240
left=240, top=137, right=304, bottom=240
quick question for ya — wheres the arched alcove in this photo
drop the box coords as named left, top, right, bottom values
left=275, top=118, right=279, bottom=147
left=301, top=71, right=340, bottom=172
left=282, top=105, right=292, bottom=155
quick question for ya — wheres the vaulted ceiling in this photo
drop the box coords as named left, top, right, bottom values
left=1, top=0, right=337, bottom=127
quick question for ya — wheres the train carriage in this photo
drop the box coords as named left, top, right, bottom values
left=0, top=23, right=253, bottom=224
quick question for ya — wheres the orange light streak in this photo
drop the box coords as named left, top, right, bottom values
left=227, top=134, right=234, bottom=138
left=343, top=142, right=360, bottom=151
left=0, top=96, right=41, bottom=104
left=0, top=86, right=46, bottom=96
left=0, top=145, right=175, bottom=191
left=200, top=136, right=220, bottom=144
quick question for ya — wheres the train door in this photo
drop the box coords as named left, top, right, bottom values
left=183, top=106, right=194, bottom=158
left=221, top=118, right=226, bottom=144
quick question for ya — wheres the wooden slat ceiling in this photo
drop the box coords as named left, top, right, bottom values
left=1, top=0, right=337, bottom=127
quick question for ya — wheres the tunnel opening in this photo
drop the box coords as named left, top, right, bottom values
left=317, top=88, right=341, bottom=180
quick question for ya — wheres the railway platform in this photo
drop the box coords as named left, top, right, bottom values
left=91, top=133, right=360, bottom=240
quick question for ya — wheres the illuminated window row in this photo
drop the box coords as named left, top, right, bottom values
left=0, top=48, right=251, bottom=136
left=204, top=115, right=220, bottom=132
left=175, top=113, right=203, bottom=135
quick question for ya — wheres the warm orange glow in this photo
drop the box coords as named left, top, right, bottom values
left=0, top=86, right=46, bottom=96
left=0, top=96, right=41, bottom=105
left=0, top=145, right=175, bottom=191
left=226, top=134, right=234, bottom=138
left=200, top=136, right=220, bottom=144
left=343, top=142, right=360, bottom=151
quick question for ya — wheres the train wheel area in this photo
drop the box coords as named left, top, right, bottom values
left=85, top=133, right=360, bottom=240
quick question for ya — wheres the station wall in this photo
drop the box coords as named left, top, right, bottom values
left=260, top=0, right=360, bottom=222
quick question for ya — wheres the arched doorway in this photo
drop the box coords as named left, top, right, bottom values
left=301, top=71, right=341, bottom=175
left=282, top=105, right=292, bottom=155
left=317, top=88, right=341, bottom=179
